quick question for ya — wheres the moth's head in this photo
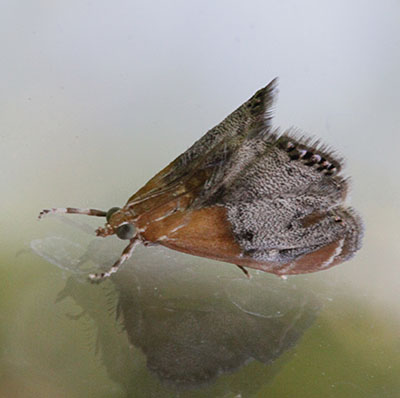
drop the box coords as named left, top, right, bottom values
left=99, top=207, right=135, bottom=240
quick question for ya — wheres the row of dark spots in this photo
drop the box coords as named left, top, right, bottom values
left=280, top=141, right=337, bottom=176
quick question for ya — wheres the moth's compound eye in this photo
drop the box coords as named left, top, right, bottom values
left=116, top=223, right=135, bottom=240
left=106, top=207, right=121, bottom=222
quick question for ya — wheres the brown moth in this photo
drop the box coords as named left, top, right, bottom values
left=39, top=79, right=363, bottom=281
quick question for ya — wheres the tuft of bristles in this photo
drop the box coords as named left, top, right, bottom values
left=264, top=127, right=344, bottom=176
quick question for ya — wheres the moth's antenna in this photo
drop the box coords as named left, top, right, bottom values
left=38, top=207, right=107, bottom=219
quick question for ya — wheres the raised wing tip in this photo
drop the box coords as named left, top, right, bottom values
left=246, top=77, right=279, bottom=125
left=263, top=77, right=279, bottom=98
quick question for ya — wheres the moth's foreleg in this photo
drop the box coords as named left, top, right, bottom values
left=38, top=207, right=107, bottom=219
left=88, top=237, right=141, bottom=282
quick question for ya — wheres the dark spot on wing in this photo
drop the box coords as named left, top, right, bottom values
left=240, top=230, right=254, bottom=242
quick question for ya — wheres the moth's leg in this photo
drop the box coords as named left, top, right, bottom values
left=88, top=237, right=141, bottom=282
left=38, top=207, right=107, bottom=219
left=236, top=264, right=251, bottom=278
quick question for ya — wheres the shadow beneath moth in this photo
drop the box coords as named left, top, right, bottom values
left=39, top=79, right=363, bottom=281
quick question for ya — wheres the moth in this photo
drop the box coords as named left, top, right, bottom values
left=39, top=79, right=363, bottom=281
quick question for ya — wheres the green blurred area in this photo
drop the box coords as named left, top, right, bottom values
left=1, top=248, right=400, bottom=398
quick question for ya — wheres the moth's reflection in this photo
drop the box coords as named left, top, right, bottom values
left=33, top=224, right=320, bottom=394
left=43, top=234, right=320, bottom=394
left=116, top=267, right=319, bottom=388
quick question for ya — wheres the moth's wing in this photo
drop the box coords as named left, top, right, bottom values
left=213, top=127, right=346, bottom=204
left=212, top=129, right=363, bottom=271
left=125, top=78, right=278, bottom=214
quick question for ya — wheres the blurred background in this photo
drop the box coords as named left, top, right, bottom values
left=1, top=1, right=399, bottom=397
